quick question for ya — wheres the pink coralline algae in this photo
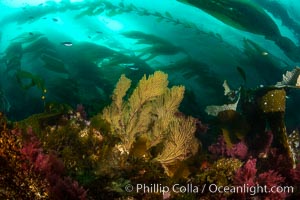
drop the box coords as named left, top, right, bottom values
left=208, top=135, right=227, bottom=156
left=259, top=148, right=293, bottom=177
left=208, top=135, right=248, bottom=160
left=257, top=170, right=287, bottom=199
left=234, top=158, right=257, bottom=187
left=260, top=130, right=273, bottom=156
left=20, top=127, right=88, bottom=200
left=227, top=141, right=248, bottom=160
left=34, top=153, right=65, bottom=177
left=290, top=163, right=300, bottom=183
left=195, top=118, right=209, bottom=134
left=20, top=127, right=43, bottom=163
left=233, top=158, right=288, bottom=200
left=251, top=130, right=274, bottom=158
left=76, top=104, right=87, bottom=120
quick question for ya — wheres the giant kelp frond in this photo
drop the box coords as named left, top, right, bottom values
left=74, top=1, right=203, bottom=34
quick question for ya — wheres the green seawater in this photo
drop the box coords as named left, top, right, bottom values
left=0, top=0, right=299, bottom=126
left=1, top=1, right=300, bottom=200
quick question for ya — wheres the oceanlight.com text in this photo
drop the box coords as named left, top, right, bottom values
left=208, top=183, right=294, bottom=196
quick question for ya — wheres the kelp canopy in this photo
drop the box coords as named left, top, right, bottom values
left=1, top=0, right=300, bottom=121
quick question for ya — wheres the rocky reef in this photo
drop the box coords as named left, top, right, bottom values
left=1, top=70, right=300, bottom=199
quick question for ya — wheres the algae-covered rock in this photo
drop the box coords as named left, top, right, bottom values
left=197, top=158, right=243, bottom=186
left=255, top=88, right=295, bottom=168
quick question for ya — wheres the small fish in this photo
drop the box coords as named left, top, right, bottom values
left=61, top=42, right=73, bottom=47
left=119, top=63, right=135, bottom=67
left=262, top=51, right=268, bottom=56
left=119, top=63, right=139, bottom=70
left=52, top=18, right=58, bottom=22
left=129, top=67, right=139, bottom=71
left=236, top=66, right=246, bottom=82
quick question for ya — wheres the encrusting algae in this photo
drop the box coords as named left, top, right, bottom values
left=197, top=158, right=243, bottom=186
left=258, top=89, right=286, bottom=113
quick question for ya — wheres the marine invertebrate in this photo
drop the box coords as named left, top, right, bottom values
left=101, top=71, right=199, bottom=175
left=147, top=85, right=186, bottom=148
left=102, top=71, right=168, bottom=153
left=155, top=116, right=199, bottom=175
